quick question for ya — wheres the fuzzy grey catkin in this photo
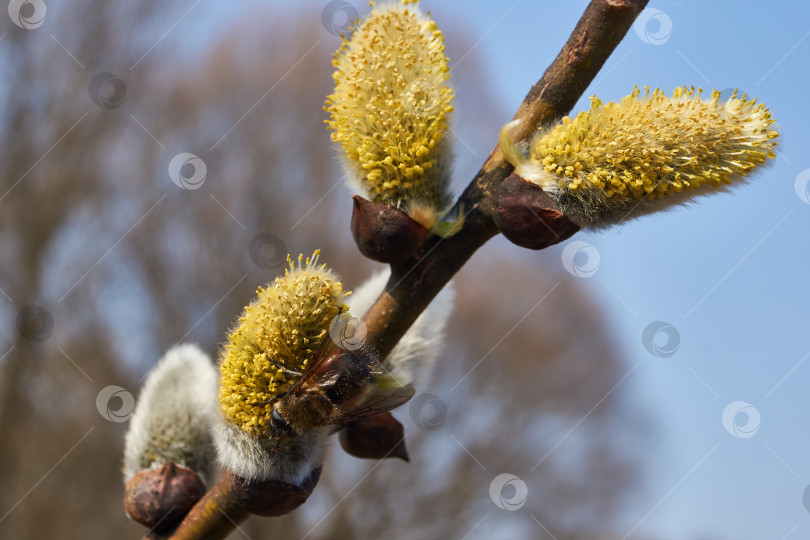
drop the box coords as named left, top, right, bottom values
left=123, top=343, right=218, bottom=483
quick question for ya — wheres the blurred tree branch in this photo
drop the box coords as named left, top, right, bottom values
left=166, top=0, right=648, bottom=538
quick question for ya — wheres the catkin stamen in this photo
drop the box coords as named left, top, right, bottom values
left=512, top=86, right=778, bottom=227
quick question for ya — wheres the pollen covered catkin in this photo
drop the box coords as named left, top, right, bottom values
left=325, top=0, right=454, bottom=216
left=218, top=251, right=345, bottom=436
left=214, top=251, right=346, bottom=483
left=508, top=86, right=778, bottom=228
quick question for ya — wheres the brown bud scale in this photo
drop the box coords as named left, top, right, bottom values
left=339, top=412, right=409, bottom=462
left=230, top=467, right=321, bottom=517
left=491, top=173, right=580, bottom=250
left=351, top=196, right=428, bottom=264
left=123, top=463, right=206, bottom=533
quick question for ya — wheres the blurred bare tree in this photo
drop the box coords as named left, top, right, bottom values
left=0, top=1, right=648, bottom=538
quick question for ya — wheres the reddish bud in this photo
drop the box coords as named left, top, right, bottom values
left=351, top=196, right=428, bottom=264
left=230, top=467, right=321, bottom=517
left=491, top=173, right=580, bottom=250
left=339, top=412, right=409, bottom=462
left=123, top=462, right=206, bottom=533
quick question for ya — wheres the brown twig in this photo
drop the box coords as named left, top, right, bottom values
left=366, top=0, right=649, bottom=359
left=163, top=1, right=648, bottom=538
left=166, top=471, right=249, bottom=540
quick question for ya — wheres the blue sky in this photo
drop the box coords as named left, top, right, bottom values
left=146, top=1, right=810, bottom=538
left=484, top=2, right=810, bottom=539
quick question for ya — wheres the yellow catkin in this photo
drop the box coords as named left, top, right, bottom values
left=218, top=251, right=345, bottom=435
left=513, top=86, right=778, bottom=227
left=325, top=0, right=454, bottom=212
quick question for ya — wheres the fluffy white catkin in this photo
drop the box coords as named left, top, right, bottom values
left=347, top=268, right=455, bottom=389
left=123, top=343, right=218, bottom=483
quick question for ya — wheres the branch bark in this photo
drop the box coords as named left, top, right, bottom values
left=164, top=472, right=248, bottom=540
left=164, top=1, right=648, bottom=538
left=365, top=0, right=649, bottom=360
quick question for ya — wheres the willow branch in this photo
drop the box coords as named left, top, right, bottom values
left=164, top=1, right=648, bottom=538
left=365, top=0, right=649, bottom=358
left=166, top=472, right=249, bottom=540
